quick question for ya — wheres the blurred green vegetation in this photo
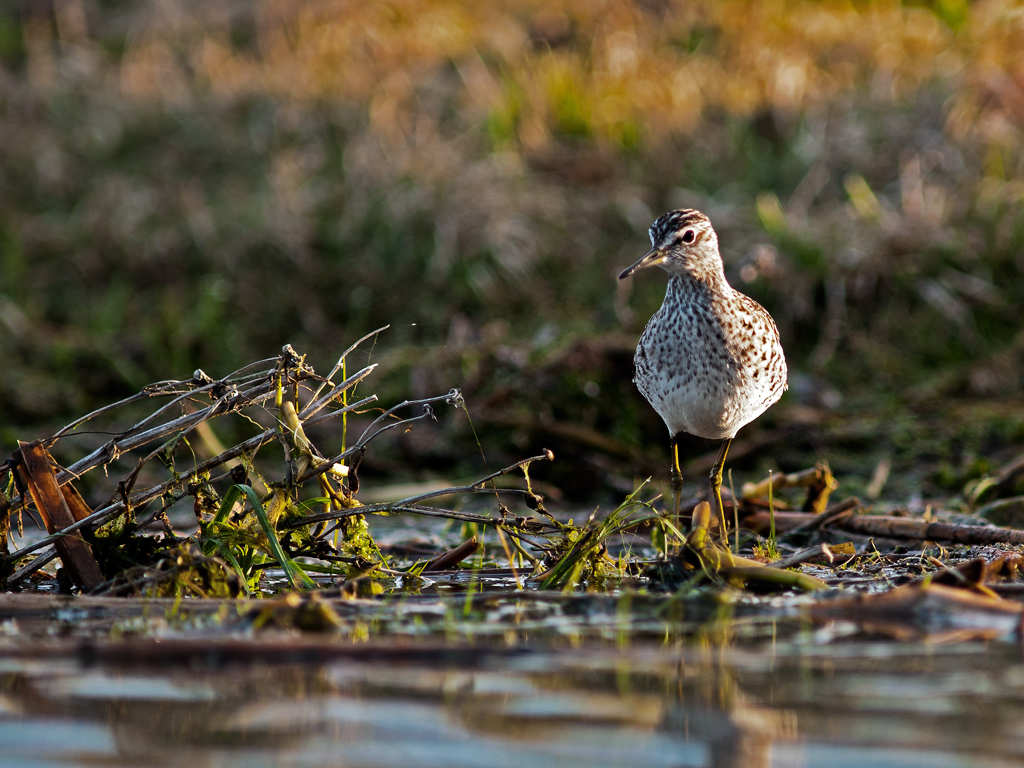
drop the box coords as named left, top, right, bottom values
left=1, top=0, right=1024, bottom=500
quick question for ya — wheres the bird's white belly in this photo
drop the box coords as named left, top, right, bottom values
left=631, top=276, right=787, bottom=443
left=644, top=373, right=772, bottom=440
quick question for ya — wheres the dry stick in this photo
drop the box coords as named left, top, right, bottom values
left=743, top=511, right=812, bottom=535
left=58, top=355, right=304, bottom=471
left=837, top=515, right=1024, bottom=545
left=352, top=391, right=462, bottom=451
left=74, top=376, right=253, bottom=452
left=6, top=548, right=59, bottom=585
left=220, top=356, right=281, bottom=381
left=304, top=405, right=371, bottom=429
left=0, top=379, right=192, bottom=475
left=784, top=497, right=862, bottom=535
left=52, top=379, right=194, bottom=439
left=300, top=365, right=377, bottom=420
left=295, top=391, right=464, bottom=486
left=287, top=451, right=555, bottom=529
left=53, top=378, right=278, bottom=516
left=0, top=377, right=205, bottom=475
left=309, top=325, right=390, bottom=403
left=374, top=450, right=554, bottom=510
left=70, top=368, right=277, bottom=421
left=772, top=544, right=840, bottom=570
left=306, top=499, right=545, bottom=527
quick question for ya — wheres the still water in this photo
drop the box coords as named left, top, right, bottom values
left=1, top=604, right=1022, bottom=768
left=4, top=510, right=1023, bottom=768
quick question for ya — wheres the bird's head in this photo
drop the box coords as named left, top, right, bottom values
left=619, top=209, right=722, bottom=282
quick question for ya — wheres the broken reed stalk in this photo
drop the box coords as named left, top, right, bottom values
left=783, top=497, right=862, bottom=534
left=742, top=462, right=838, bottom=514
left=424, top=536, right=482, bottom=572
left=687, top=501, right=828, bottom=592
left=14, top=441, right=105, bottom=591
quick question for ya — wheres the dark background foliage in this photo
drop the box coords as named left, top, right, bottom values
left=2, top=0, right=1023, bottom=504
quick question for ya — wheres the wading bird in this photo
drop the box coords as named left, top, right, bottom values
left=619, top=209, right=787, bottom=532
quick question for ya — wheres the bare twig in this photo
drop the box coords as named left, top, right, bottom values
left=309, top=325, right=390, bottom=403
left=286, top=451, right=555, bottom=529
left=300, top=365, right=377, bottom=420
left=784, top=497, right=862, bottom=535
left=295, top=391, right=463, bottom=485
left=6, top=547, right=58, bottom=587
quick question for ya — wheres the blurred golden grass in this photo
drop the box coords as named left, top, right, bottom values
left=4, top=0, right=1024, bottom=492
left=105, top=0, right=1022, bottom=156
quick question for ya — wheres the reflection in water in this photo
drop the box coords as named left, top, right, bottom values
left=1, top=637, right=1022, bottom=768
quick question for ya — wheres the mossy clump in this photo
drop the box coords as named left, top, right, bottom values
left=242, top=592, right=343, bottom=633
left=102, top=543, right=241, bottom=598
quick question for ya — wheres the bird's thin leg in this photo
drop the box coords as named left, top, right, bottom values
left=670, top=435, right=683, bottom=520
left=709, top=438, right=733, bottom=545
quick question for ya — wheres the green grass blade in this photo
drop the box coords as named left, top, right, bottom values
left=217, top=546, right=253, bottom=596
left=213, top=484, right=244, bottom=525
left=233, top=484, right=315, bottom=590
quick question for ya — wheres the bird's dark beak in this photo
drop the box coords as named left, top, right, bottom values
left=619, top=248, right=665, bottom=279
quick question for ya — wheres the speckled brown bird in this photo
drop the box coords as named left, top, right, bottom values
left=619, top=208, right=787, bottom=528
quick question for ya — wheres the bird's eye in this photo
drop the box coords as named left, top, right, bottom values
left=681, top=229, right=696, bottom=244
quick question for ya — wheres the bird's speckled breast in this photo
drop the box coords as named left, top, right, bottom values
left=633, top=276, right=787, bottom=440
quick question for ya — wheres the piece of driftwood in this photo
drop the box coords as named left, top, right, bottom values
left=744, top=496, right=862, bottom=536
left=785, top=497, right=862, bottom=534
left=15, top=441, right=104, bottom=591
left=747, top=506, right=1024, bottom=546
left=837, top=515, right=1024, bottom=545
left=743, top=511, right=819, bottom=535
